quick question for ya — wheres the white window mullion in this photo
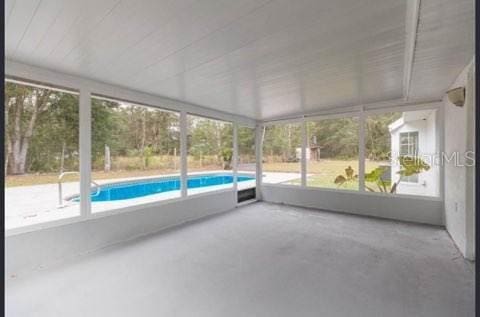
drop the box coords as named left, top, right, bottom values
left=180, top=111, right=188, bottom=197
left=301, top=118, right=307, bottom=187
left=358, top=106, right=366, bottom=192
left=79, top=88, right=92, bottom=217
left=255, top=124, right=263, bottom=200
left=233, top=123, right=238, bottom=202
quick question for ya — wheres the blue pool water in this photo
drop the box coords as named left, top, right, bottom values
left=79, top=174, right=254, bottom=202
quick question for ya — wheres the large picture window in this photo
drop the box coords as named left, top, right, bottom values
left=306, top=117, right=359, bottom=190
left=5, top=81, right=80, bottom=229
left=5, top=78, right=441, bottom=232
left=365, top=109, right=438, bottom=196
left=91, top=97, right=180, bottom=213
left=187, top=115, right=234, bottom=195
left=262, top=122, right=302, bottom=185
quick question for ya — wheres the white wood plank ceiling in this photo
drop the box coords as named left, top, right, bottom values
left=5, top=0, right=474, bottom=120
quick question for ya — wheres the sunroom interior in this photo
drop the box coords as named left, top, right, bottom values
left=4, top=0, right=475, bottom=316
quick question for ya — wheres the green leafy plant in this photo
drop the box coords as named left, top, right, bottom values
left=364, top=156, right=430, bottom=193
left=364, top=166, right=391, bottom=193
left=334, top=156, right=430, bottom=193
left=334, top=166, right=358, bottom=188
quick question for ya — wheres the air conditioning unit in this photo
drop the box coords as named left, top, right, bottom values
left=446, top=87, right=465, bottom=107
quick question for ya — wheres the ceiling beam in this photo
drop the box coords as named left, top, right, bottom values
left=403, top=0, right=421, bottom=101
left=261, top=97, right=441, bottom=123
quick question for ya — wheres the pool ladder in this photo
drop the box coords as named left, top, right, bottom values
left=58, top=172, right=100, bottom=208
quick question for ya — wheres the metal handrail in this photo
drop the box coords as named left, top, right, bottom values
left=58, top=172, right=101, bottom=207
left=90, top=180, right=101, bottom=197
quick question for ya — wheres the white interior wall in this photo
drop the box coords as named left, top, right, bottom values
left=261, top=185, right=443, bottom=225
left=6, top=190, right=237, bottom=278
left=443, top=60, right=475, bottom=260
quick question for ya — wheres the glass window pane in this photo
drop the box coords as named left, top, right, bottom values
left=262, top=122, right=302, bottom=185
left=365, top=110, right=438, bottom=196
left=91, top=97, right=180, bottom=213
left=400, top=135, right=409, bottom=145
left=411, top=132, right=419, bottom=153
left=5, top=82, right=80, bottom=229
left=306, top=117, right=359, bottom=190
left=187, top=115, right=233, bottom=196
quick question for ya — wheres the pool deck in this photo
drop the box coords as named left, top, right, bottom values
left=5, top=171, right=301, bottom=230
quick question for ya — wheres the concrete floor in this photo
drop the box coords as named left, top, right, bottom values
left=6, top=202, right=474, bottom=316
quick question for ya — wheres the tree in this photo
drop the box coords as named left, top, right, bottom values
left=27, top=92, right=79, bottom=173
left=91, top=99, right=125, bottom=169
left=238, top=126, right=255, bottom=164
left=5, top=83, right=59, bottom=174
left=262, top=124, right=301, bottom=162
left=307, top=118, right=359, bottom=159
left=365, top=113, right=401, bottom=160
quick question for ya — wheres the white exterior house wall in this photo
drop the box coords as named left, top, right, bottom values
left=390, top=111, right=439, bottom=197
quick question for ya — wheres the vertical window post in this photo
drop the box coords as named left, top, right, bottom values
left=255, top=124, right=263, bottom=200
left=79, top=88, right=92, bottom=217
left=233, top=123, right=238, bottom=202
left=180, top=111, right=188, bottom=197
left=438, top=104, right=445, bottom=200
left=358, top=106, right=366, bottom=192
left=301, top=118, right=307, bottom=187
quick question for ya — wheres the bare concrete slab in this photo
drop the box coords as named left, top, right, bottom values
left=6, top=202, right=474, bottom=317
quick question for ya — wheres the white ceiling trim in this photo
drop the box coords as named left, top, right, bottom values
left=5, top=59, right=442, bottom=125
left=403, top=0, right=421, bottom=101
left=260, top=97, right=441, bottom=122
left=5, top=59, right=258, bottom=127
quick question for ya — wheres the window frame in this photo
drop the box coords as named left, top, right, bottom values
left=261, top=121, right=304, bottom=186
left=4, top=79, right=83, bottom=232
left=399, top=131, right=419, bottom=157
left=305, top=115, right=361, bottom=191
left=4, top=75, right=255, bottom=236
left=89, top=95, right=182, bottom=214
left=236, top=125, right=257, bottom=201
left=4, top=68, right=442, bottom=236
left=399, top=131, right=419, bottom=183
left=185, top=113, right=234, bottom=196
left=260, top=103, right=442, bottom=201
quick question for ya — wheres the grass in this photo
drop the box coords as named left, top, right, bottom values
left=5, top=168, right=225, bottom=187
left=263, top=159, right=386, bottom=190
left=6, top=154, right=230, bottom=187
left=6, top=157, right=388, bottom=189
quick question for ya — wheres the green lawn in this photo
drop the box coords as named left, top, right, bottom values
left=263, top=159, right=387, bottom=190
left=6, top=158, right=388, bottom=190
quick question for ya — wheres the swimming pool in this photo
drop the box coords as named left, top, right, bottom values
left=74, top=174, right=255, bottom=202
